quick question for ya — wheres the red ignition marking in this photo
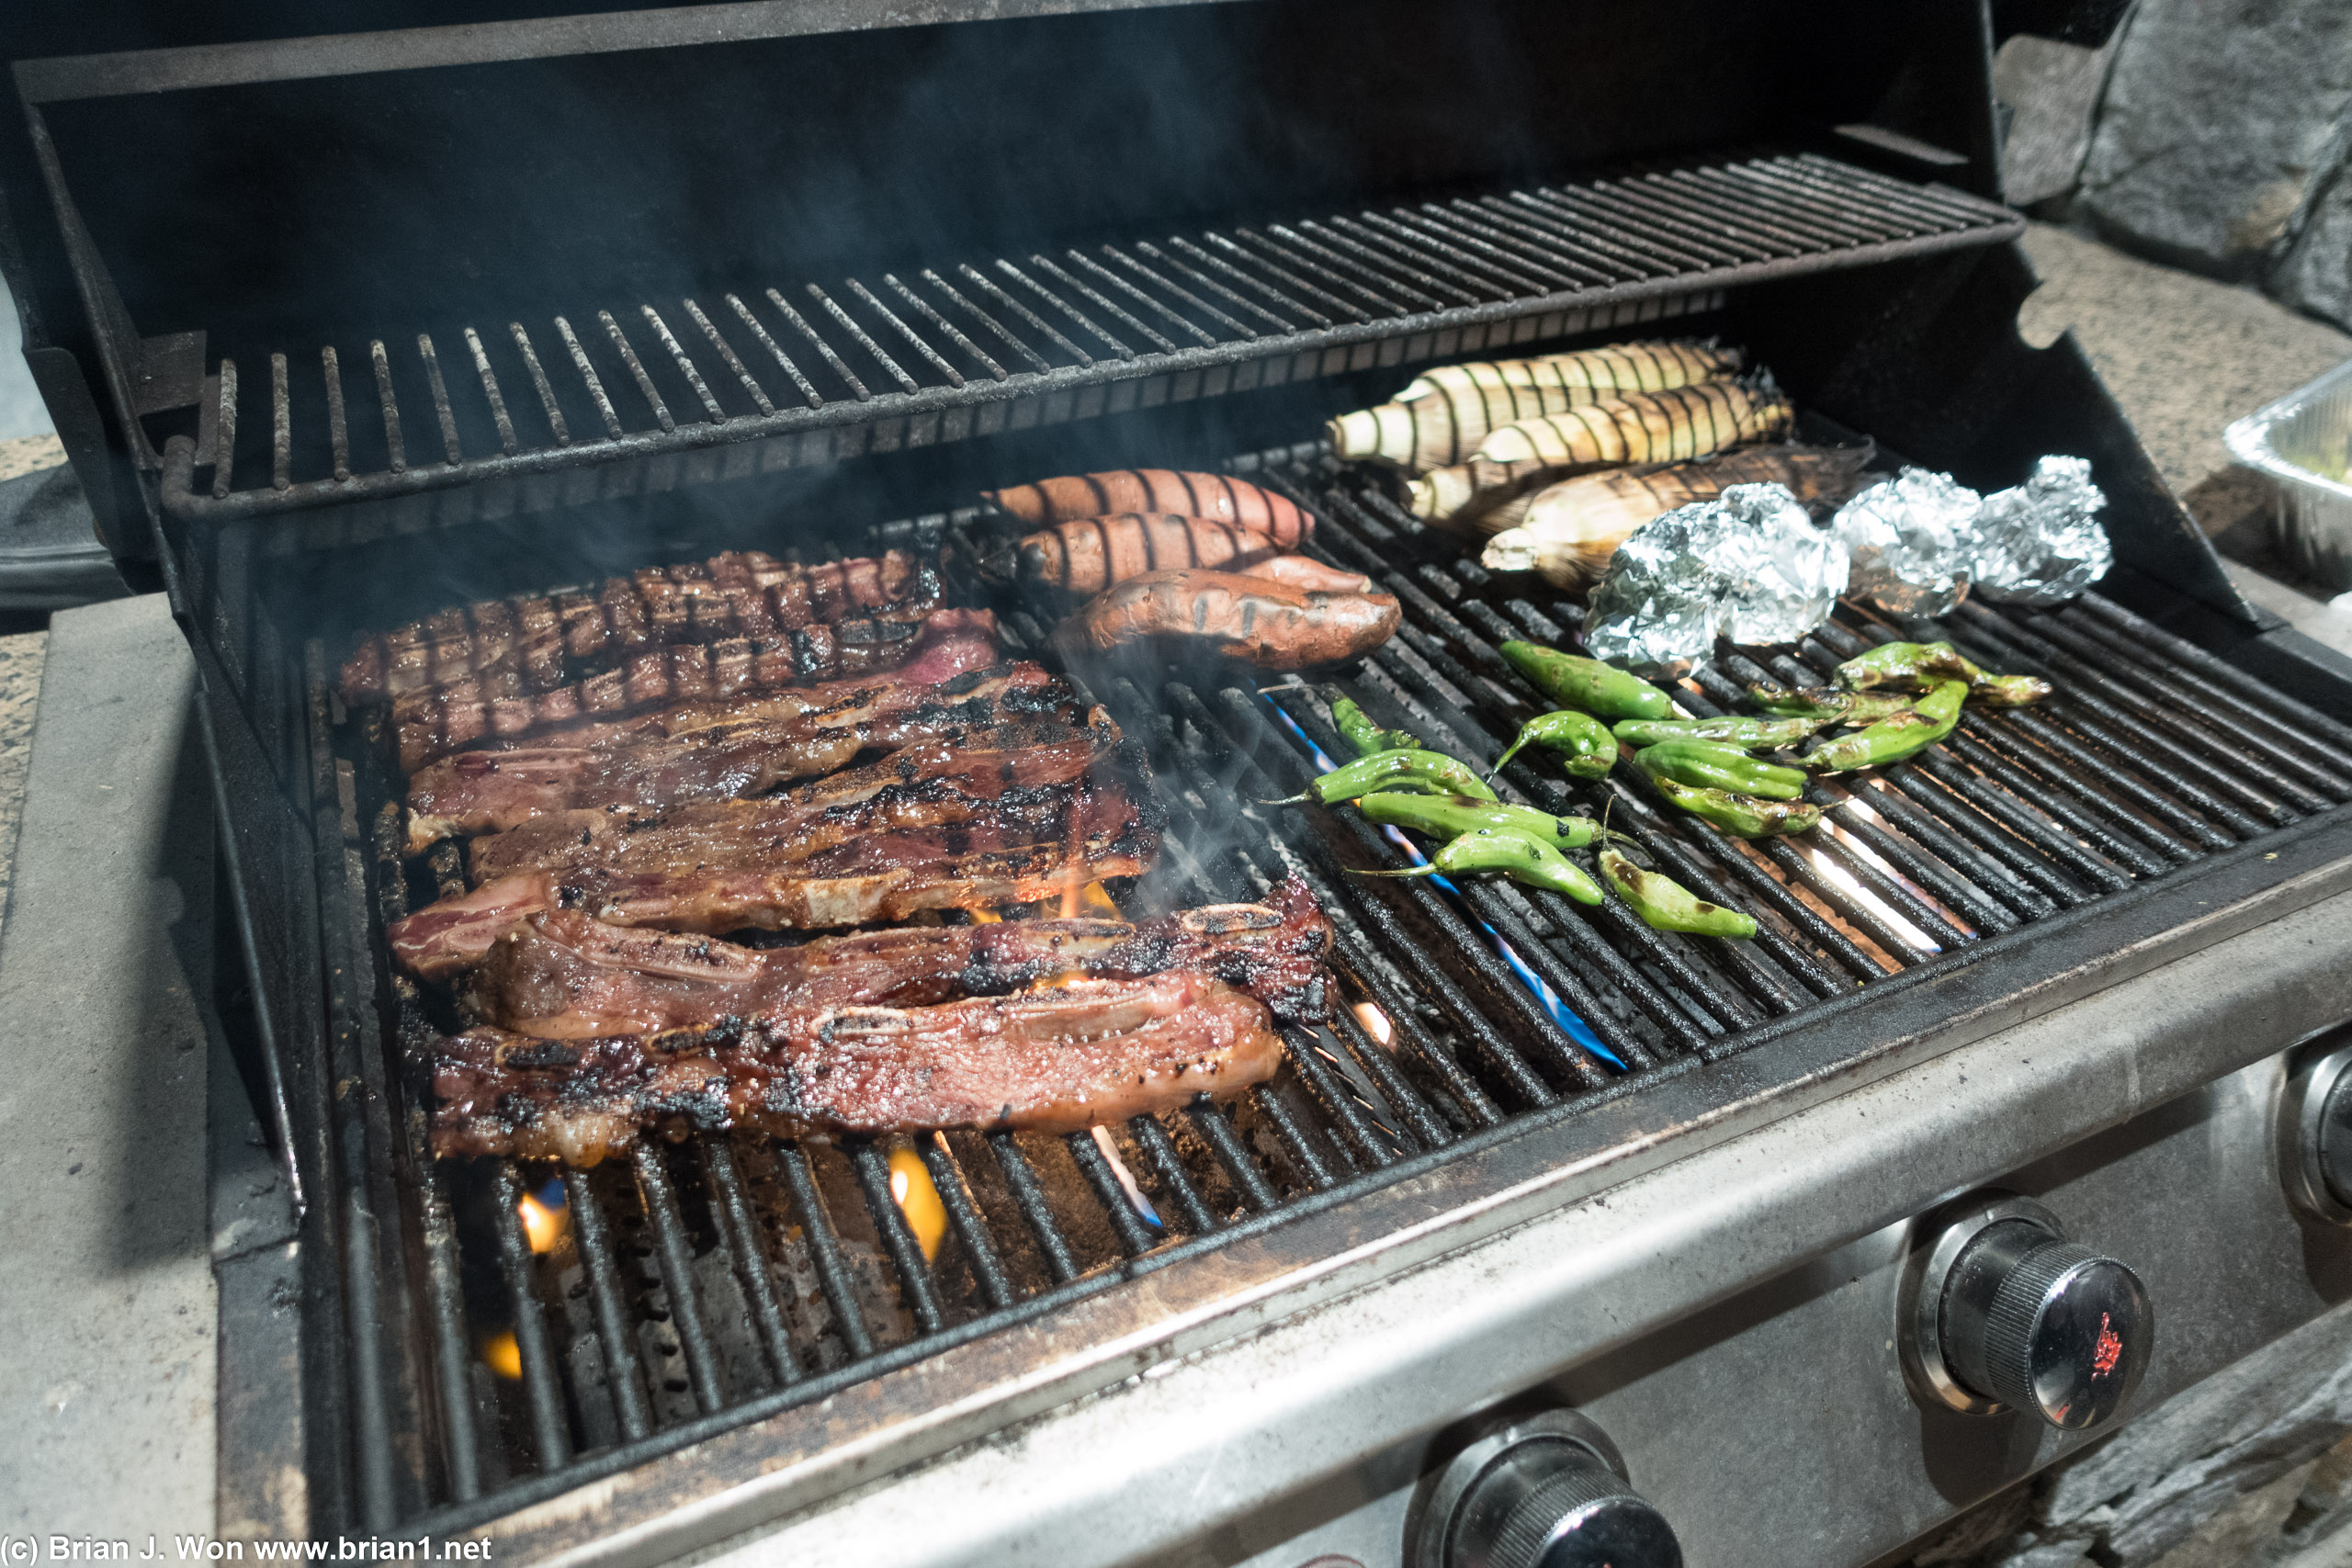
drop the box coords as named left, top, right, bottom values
left=2092, top=1313, right=2122, bottom=1380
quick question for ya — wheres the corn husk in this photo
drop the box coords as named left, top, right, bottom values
left=1480, top=442, right=1879, bottom=590
left=1327, top=340, right=1742, bottom=471
left=1406, top=376, right=1794, bottom=525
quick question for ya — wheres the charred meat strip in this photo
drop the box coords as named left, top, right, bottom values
left=465, top=877, right=1330, bottom=1038
left=390, top=607, right=998, bottom=773
left=402, top=667, right=1077, bottom=852
left=428, top=971, right=1284, bottom=1163
left=342, top=548, right=944, bottom=704
left=392, top=774, right=1163, bottom=978
left=467, top=716, right=1118, bottom=882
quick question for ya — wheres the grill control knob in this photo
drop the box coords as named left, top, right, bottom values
left=1412, top=1410, right=1681, bottom=1568
left=1900, top=1194, right=2152, bottom=1430
left=2282, top=1036, right=2352, bottom=1224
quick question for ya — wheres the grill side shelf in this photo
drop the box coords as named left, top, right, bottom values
left=157, top=152, right=2019, bottom=525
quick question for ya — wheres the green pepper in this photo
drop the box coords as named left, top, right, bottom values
left=1971, top=672, right=2054, bottom=707
left=1498, top=640, right=1673, bottom=720
left=1804, top=679, right=1968, bottom=773
left=1355, top=792, right=1613, bottom=849
left=1492, top=710, right=1618, bottom=780
left=1836, top=639, right=1983, bottom=692
left=1357, top=826, right=1603, bottom=905
left=1329, top=696, right=1421, bottom=759
left=1634, top=739, right=1809, bottom=801
left=1274, top=749, right=1500, bottom=806
left=1598, top=848, right=1757, bottom=938
left=1649, top=775, right=1825, bottom=839
left=1611, top=715, right=1827, bottom=750
left=1745, top=683, right=1919, bottom=726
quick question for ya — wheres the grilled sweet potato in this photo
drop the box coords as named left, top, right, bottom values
left=1055, top=570, right=1398, bottom=669
left=984, top=469, right=1312, bottom=545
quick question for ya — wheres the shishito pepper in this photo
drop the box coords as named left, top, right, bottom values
left=1275, top=749, right=1500, bottom=806
left=1634, top=739, right=1810, bottom=800
left=1836, top=639, right=1982, bottom=692
left=1492, top=710, right=1618, bottom=780
left=1599, top=848, right=1758, bottom=938
left=1611, top=714, right=1827, bottom=749
left=1498, top=640, right=1673, bottom=720
left=1746, top=683, right=1918, bottom=726
left=1649, top=775, right=1825, bottom=839
left=1329, top=696, right=1421, bottom=759
left=1804, top=678, right=1969, bottom=772
left=1833, top=639, right=2052, bottom=708
left=1354, top=792, right=1614, bottom=850
left=1357, top=825, right=1604, bottom=905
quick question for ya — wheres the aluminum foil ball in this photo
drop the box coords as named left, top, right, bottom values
left=1973, top=456, right=2111, bottom=609
left=1584, top=483, right=1850, bottom=677
left=1831, top=467, right=1983, bottom=616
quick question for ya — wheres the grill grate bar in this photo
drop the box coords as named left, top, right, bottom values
left=322, top=345, right=352, bottom=479
left=999, top=258, right=1136, bottom=357
left=958, top=264, right=1092, bottom=367
left=924, top=267, right=1055, bottom=372
left=722, top=294, right=823, bottom=409
left=560, top=1167, right=657, bottom=1437
left=1025, top=253, right=1174, bottom=354
left=771, top=1144, right=876, bottom=1362
left=1237, top=227, right=1410, bottom=314
left=923, top=1138, right=1019, bottom=1307
left=598, top=311, right=675, bottom=433
left=1064, top=1131, right=1161, bottom=1256
left=986, top=1134, right=1083, bottom=1283
left=846, top=278, right=967, bottom=390
left=883, top=273, right=1010, bottom=381
left=2075, top=592, right=2352, bottom=755
left=486, top=1164, right=572, bottom=1470
left=640, top=306, right=728, bottom=423
left=461, top=329, right=520, bottom=456
left=631, top=1145, right=728, bottom=1413
left=1200, top=231, right=1370, bottom=322
left=1061, top=249, right=1219, bottom=348
left=701, top=1141, right=799, bottom=1387
left=1126, top=1117, right=1222, bottom=1235
left=848, top=1142, right=948, bottom=1334
left=506, top=324, right=572, bottom=446
left=765, top=288, right=873, bottom=400
left=808, top=284, right=921, bottom=395
left=1098, top=244, right=1261, bottom=339
left=552, top=317, right=625, bottom=439
left=269, top=352, right=290, bottom=490
left=1134, top=239, right=1295, bottom=333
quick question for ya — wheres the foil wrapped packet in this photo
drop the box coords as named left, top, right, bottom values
left=1973, top=456, right=2111, bottom=608
left=1585, top=483, right=1851, bottom=676
left=1831, top=468, right=1983, bottom=616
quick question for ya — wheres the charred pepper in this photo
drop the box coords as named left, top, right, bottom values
left=1329, top=696, right=1422, bottom=759
left=1634, top=739, right=1810, bottom=801
left=1745, top=683, right=1919, bottom=726
left=1598, top=848, right=1758, bottom=938
left=1649, top=775, right=1825, bottom=839
left=1355, top=791, right=1614, bottom=849
left=1970, top=671, right=2054, bottom=707
left=1498, top=640, right=1674, bottom=720
left=1492, top=710, right=1618, bottom=780
left=1275, top=749, right=1500, bottom=806
left=1804, top=678, right=1968, bottom=772
left=1358, top=826, right=1604, bottom=905
left=1836, top=639, right=1982, bottom=692
left=1611, top=714, right=1827, bottom=750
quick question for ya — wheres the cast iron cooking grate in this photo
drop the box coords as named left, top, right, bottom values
left=173, top=151, right=2019, bottom=525
left=332, top=443, right=2352, bottom=1537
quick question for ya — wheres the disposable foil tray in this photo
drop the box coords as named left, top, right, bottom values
left=2225, top=355, right=2352, bottom=591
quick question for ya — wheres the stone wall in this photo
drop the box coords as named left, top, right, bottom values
left=1999, top=0, right=2352, bottom=332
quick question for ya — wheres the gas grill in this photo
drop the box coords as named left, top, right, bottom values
left=10, top=3, right=2352, bottom=1565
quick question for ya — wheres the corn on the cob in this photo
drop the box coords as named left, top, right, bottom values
left=1328, top=340, right=1742, bottom=471
left=1406, top=378, right=1793, bottom=525
left=1479, top=443, right=1879, bottom=589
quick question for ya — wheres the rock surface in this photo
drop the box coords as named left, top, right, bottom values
left=2076, top=0, right=2352, bottom=280
left=1993, top=32, right=2120, bottom=208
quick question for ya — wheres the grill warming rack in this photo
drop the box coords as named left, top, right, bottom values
left=320, top=443, right=2352, bottom=1538
left=165, top=150, right=2018, bottom=529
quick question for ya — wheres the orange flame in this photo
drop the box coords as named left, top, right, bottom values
left=888, top=1147, right=947, bottom=1261
left=1352, top=1001, right=1395, bottom=1046
left=967, top=907, right=1004, bottom=924
left=481, top=1330, right=522, bottom=1381
left=517, top=1190, right=567, bottom=1254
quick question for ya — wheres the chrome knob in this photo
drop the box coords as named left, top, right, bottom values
left=2282, top=1036, right=2352, bottom=1224
left=1900, top=1194, right=2152, bottom=1430
left=1412, top=1410, right=1681, bottom=1568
